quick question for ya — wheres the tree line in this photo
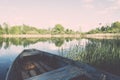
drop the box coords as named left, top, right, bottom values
left=0, top=23, right=80, bottom=35
left=87, top=21, right=120, bottom=34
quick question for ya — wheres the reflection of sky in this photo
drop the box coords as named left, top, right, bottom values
left=0, top=62, right=10, bottom=80
left=0, top=48, right=15, bottom=80
left=0, top=39, right=88, bottom=80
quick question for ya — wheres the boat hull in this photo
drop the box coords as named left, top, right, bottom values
left=6, top=49, right=120, bottom=80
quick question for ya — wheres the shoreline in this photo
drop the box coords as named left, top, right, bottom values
left=0, top=34, right=81, bottom=38
left=1, top=33, right=120, bottom=39
left=84, top=33, right=120, bottom=39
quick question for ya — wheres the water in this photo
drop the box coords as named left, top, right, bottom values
left=0, top=37, right=81, bottom=80
left=0, top=37, right=120, bottom=80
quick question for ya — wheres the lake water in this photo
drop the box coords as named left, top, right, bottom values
left=0, top=37, right=120, bottom=80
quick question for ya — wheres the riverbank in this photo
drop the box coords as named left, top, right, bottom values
left=0, top=34, right=81, bottom=38
left=84, top=33, right=120, bottom=39
left=1, top=33, right=120, bottom=39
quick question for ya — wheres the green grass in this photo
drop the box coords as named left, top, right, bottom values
left=60, top=39, right=120, bottom=75
left=62, top=39, right=120, bottom=63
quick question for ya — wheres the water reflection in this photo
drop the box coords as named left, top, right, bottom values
left=0, top=37, right=120, bottom=80
left=0, top=37, right=80, bottom=80
left=0, top=37, right=78, bottom=49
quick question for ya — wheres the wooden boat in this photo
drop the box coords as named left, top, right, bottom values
left=6, top=49, right=120, bottom=80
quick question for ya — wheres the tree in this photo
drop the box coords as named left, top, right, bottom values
left=52, top=24, right=64, bottom=34
left=3, top=23, right=9, bottom=34
left=87, top=21, right=120, bottom=33
left=111, top=21, right=120, bottom=29
left=65, top=29, right=70, bottom=34
left=101, top=26, right=106, bottom=32
left=0, top=25, right=3, bottom=34
left=111, top=22, right=120, bottom=33
left=9, top=26, right=21, bottom=34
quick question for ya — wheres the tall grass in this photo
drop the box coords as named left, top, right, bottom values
left=60, top=39, right=120, bottom=76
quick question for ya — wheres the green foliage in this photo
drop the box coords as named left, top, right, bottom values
left=9, top=26, right=21, bottom=34
left=65, top=29, right=75, bottom=34
left=111, top=21, right=120, bottom=33
left=0, top=23, right=81, bottom=35
left=51, top=24, right=65, bottom=34
left=0, top=37, right=4, bottom=48
left=0, top=25, right=4, bottom=34
left=22, top=25, right=39, bottom=34
left=51, top=37, right=64, bottom=47
left=3, top=23, right=9, bottom=34
left=87, top=21, right=120, bottom=34
left=38, top=29, right=51, bottom=34
left=111, top=21, right=120, bottom=29
left=0, top=37, right=79, bottom=48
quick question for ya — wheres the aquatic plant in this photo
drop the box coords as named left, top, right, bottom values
left=60, top=39, right=120, bottom=76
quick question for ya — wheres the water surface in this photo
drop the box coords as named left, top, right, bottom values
left=0, top=37, right=120, bottom=80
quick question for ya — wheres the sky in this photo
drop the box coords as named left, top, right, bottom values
left=0, top=0, right=120, bottom=32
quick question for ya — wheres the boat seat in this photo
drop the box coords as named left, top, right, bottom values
left=33, top=62, right=46, bottom=73
left=38, top=61, right=53, bottom=71
left=25, top=65, right=87, bottom=80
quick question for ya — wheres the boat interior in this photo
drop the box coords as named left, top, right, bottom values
left=21, top=54, right=67, bottom=79
left=7, top=50, right=92, bottom=80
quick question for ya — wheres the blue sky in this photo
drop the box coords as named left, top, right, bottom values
left=0, top=0, right=120, bottom=32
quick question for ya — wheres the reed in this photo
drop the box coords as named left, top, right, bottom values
left=60, top=38, right=120, bottom=75
left=62, top=39, right=120, bottom=63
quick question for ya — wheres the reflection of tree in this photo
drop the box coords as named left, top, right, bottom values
left=0, top=38, right=50, bottom=48
left=51, top=38, right=64, bottom=47
left=10, top=38, right=21, bottom=46
left=0, top=37, right=4, bottom=49
left=9, top=38, right=50, bottom=47
left=0, top=37, right=78, bottom=49
left=65, top=37, right=73, bottom=42
left=4, top=38, right=10, bottom=49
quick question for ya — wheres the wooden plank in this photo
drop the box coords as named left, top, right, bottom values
left=33, top=62, right=46, bottom=73
left=25, top=65, right=86, bottom=80
left=38, top=61, right=53, bottom=71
